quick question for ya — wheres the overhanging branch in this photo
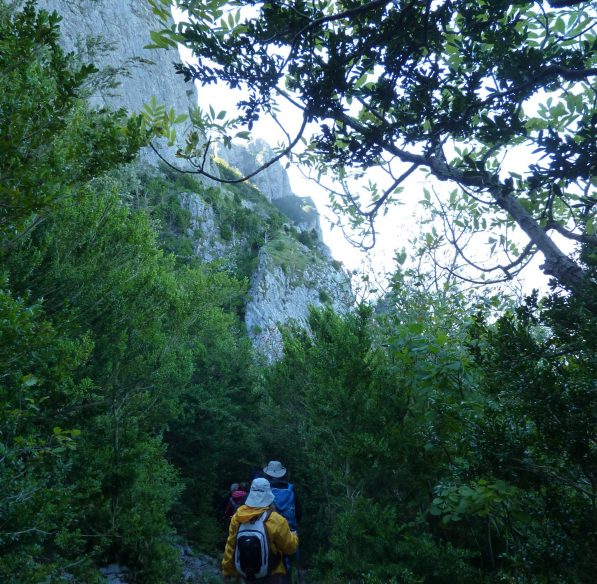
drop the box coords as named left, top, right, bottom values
left=149, top=113, right=308, bottom=183
left=546, top=220, right=597, bottom=245
left=334, top=111, right=589, bottom=291
left=548, top=0, right=589, bottom=8
left=434, top=189, right=538, bottom=280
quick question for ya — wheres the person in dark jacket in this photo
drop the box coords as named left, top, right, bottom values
left=263, top=461, right=302, bottom=580
left=223, top=482, right=249, bottom=525
left=262, top=461, right=301, bottom=528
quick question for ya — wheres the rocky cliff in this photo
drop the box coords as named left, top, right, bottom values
left=216, top=139, right=324, bottom=239
left=38, top=0, right=353, bottom=359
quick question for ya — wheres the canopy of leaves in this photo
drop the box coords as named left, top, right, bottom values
left=0, top=3, right=264, bottom=580
left=0, top=1, right=143, bottom=247
left=152, top=0, right=596, bottom=293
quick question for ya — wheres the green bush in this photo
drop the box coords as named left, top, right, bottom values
left=319, top=499, right=479, bottom=583
left=318, top=289, right=331, bottom=304
left=297, top=229, right=319, bottom=249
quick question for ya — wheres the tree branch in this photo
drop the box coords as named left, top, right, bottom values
left=512, top=460, right=596, bottom=501
left=298, top=0, right=390, bottom=33
left=548, top=0, right=589, bottom=8
left=434, top=189, right=537, bottom=279
left=476, top=65, right=597, bottom=111
left=149, top=113, right=308, bottom=183
left=334, top=110, right=589, bottom=291
left=546, top=220, right=597, bottom=245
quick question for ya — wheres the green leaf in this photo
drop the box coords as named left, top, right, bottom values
left=355, top=73, right=369, bottom=88
left=22, top=374, right=38, bottom=387
left=553, top=17, right=566, bottom=35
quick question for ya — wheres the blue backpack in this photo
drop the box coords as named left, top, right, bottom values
left=271, top=483, right=297, bottom=531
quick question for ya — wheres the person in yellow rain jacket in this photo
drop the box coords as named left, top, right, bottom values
left=222, top=477, right=299, bottom=583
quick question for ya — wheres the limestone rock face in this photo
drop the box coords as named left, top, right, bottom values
left=218, top=140, right=323, bottom=238
left=39, top=1, right=189, bottom=112
left=179, top=193, right=229, bottom=263
left=246, top=243, right=354, bottom=361
left=208, top=144, right=354, bottom=359
left=37, top=0, right=201, bottom=169
left=216, top=139, right=294, bottom=202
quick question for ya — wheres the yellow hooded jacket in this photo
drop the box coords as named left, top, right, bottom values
left=222, top=505, right=299, bottom=577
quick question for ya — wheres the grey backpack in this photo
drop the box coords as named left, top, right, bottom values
left=234, top=511, right=273, bottom=580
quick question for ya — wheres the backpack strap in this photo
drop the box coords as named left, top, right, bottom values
left=249, top=510, right=271, bottom=524
left=260, top=510, right=282, bottom=574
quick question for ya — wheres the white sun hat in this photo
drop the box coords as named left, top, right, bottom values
left=245, top=477, right=275, bottom=507
left=262, top=460, right=287, bottom=479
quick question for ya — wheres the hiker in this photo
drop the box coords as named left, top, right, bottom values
left=262, top=461, right=301, bottom=580
left=223, top=482, right=249, bottom=525
left=262, top=461, right=301, bottom=531
left=222, top=477, right=298, bottom=583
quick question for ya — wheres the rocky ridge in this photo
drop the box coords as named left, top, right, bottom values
left=37, top=0, right=353, bottom=360
left=216, top=140, right=324, bottom=239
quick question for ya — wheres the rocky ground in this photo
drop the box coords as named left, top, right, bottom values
left=99, top=546, right=222, bottom=583
left=98, top=547, right=312, bottom=583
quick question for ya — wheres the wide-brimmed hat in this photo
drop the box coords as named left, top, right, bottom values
left=262, top=460, right=287, bottom=479
left=245, top=478, right=275, bottom=507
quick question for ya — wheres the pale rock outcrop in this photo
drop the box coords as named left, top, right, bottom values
left=217, top=140, right=323, bottom=238
left=38, top=0, right=190, bottom=113
left=246, top=246, right=354, bottom=361
left=215, top=141, right=353, bottom=359
left=273, top=194, right=323, bottom=239
left=179, top=192, right=228, bottom=262
left=216, top=139, right=294, bottom=202
left=38, top=0, right=207, bottom=171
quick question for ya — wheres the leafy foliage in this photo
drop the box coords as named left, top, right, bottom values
left=2, top=160, right=198, bottom=581
left=0, top=2, right=265, bottom=580
left=151, top=0, right=596, bottom=292
left=260, top=296, right=483, bottom=581
left=460, top=281, right=597, bottom=581
left=0, top=281, right=98, bottom=583
left=0, top=0, right=143, bottom=246
left=261, top=269, right=596, bottom=582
